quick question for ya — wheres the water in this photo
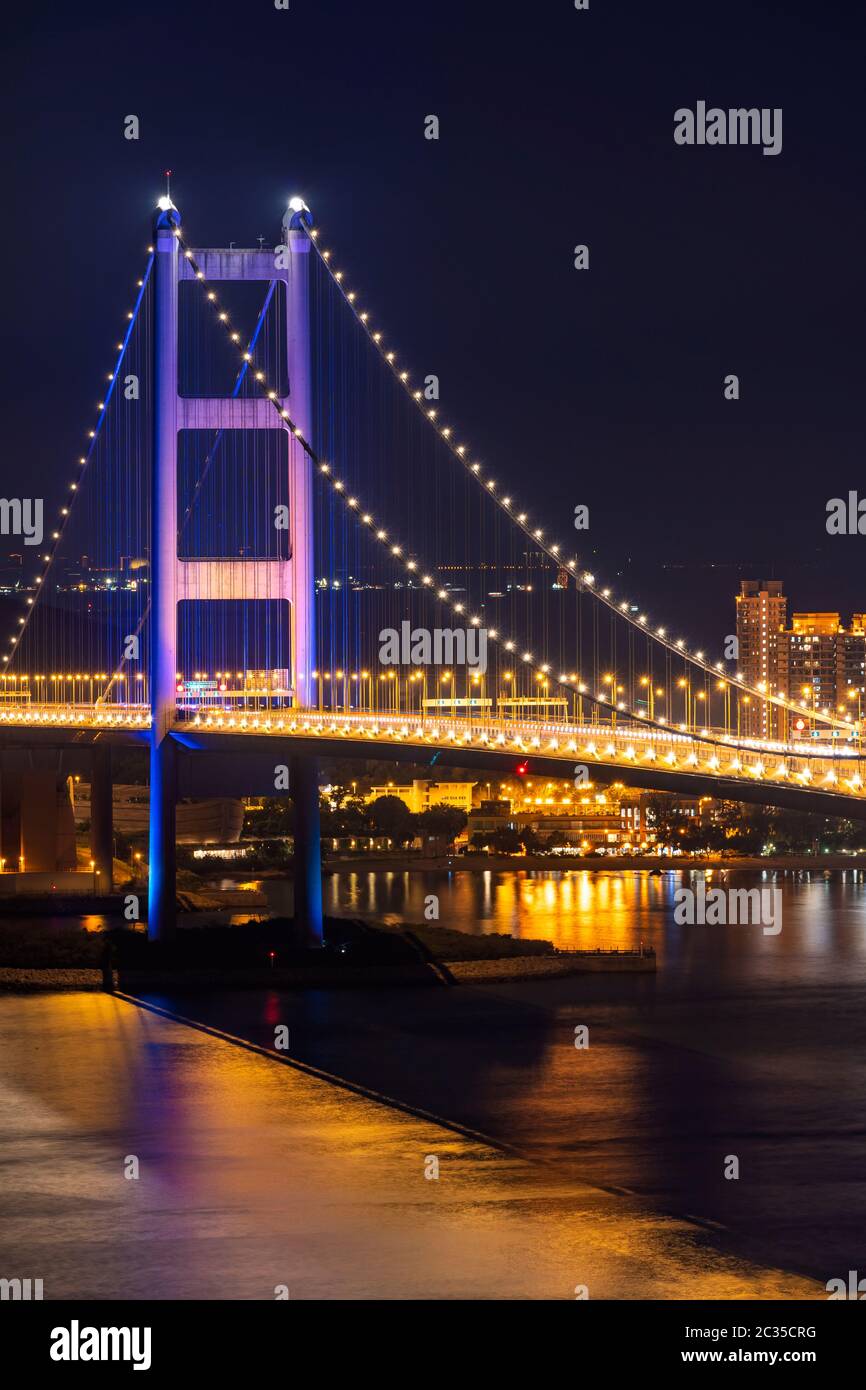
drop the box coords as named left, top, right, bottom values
left=8, top=867, right=866, bottom=1284
left=192, top=864, right=866, bottom=1284
left=0, top=992, right=818, bottom=1299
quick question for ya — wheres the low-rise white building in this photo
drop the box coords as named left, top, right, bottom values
left=368, top=780, right=476, bottom=814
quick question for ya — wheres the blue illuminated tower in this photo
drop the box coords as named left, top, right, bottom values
left=147, top=196, right=319, bottom=941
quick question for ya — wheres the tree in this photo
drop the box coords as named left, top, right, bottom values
left=416, top=806, right=468, bottom=849
left=644, top=795, right=679, bottom=845
left=491, top=827, right=523, bottom=855
left=320, top=801, right=369, bottom=839
left=541, top=830, right=569, bottom=852
left=245, top=798, right=294, bottom=837
left=367, top=795, right=416, bottom=846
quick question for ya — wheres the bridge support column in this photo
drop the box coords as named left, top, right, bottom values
left=19, top=771, right=59, bottom=873
left=290, top=755, right=323, bottom=947
left=0, top=757, right=22, bottom=872
left=148, top=735, right=176, bottom=938
left=89, top=744, right=113, bottom=891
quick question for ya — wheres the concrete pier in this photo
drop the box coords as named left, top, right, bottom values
left=0, top=751, right=76, bottom=873
left=89, top=744, right=113, bottom=890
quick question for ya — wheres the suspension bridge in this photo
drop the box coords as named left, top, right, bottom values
left=2, top=192, right=864, bottom=940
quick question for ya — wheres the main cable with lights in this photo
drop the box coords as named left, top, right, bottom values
left=303, top=222, right=851, bottom=735
left=6, top=252, right=155, bottom=690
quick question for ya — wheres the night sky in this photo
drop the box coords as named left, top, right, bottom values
left=3, top=0, right=864, bottom=647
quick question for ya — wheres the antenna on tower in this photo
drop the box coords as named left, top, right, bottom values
left=156, top=170, right=178, bottom=217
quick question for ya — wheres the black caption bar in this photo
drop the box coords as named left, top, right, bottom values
left=5, top=1298, right=861, bottom=1376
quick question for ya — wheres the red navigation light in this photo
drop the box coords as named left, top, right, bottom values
left=516, top=762, right=528, bottom=776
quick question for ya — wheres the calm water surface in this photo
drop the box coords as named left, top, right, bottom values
left=244, top=866, right=866, bottom=1282
left=13, top=868, right=866, bottom=1285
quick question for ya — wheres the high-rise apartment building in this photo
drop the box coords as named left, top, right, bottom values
left=735, top=580, right=787, bottom=736
left=777, top=614, right=841, bottom=718
left=776, top=613, right=866, bottom=725
left=841, top=617, right=866, bottom=717
left=735, top=582, right=866, bottom=735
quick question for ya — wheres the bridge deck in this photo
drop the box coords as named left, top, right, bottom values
left=1, top=705, right=864, bottom=815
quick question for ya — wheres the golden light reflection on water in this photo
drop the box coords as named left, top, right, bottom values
left=323, top=867, right=671, bottom=950
left=317, top=867, right=866, bottom=963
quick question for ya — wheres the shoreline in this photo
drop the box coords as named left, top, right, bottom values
left=0, top=950, right=656, bottom=994
left=321, top=851, right=865, bottom=874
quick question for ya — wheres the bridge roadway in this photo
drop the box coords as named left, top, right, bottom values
left=1, top=703, right=865, bottom=818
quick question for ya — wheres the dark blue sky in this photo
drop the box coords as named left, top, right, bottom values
left=3, top=0, right=864, bottom=645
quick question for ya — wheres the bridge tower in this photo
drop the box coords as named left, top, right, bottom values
left=148, top=197, right=319, bottom=940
